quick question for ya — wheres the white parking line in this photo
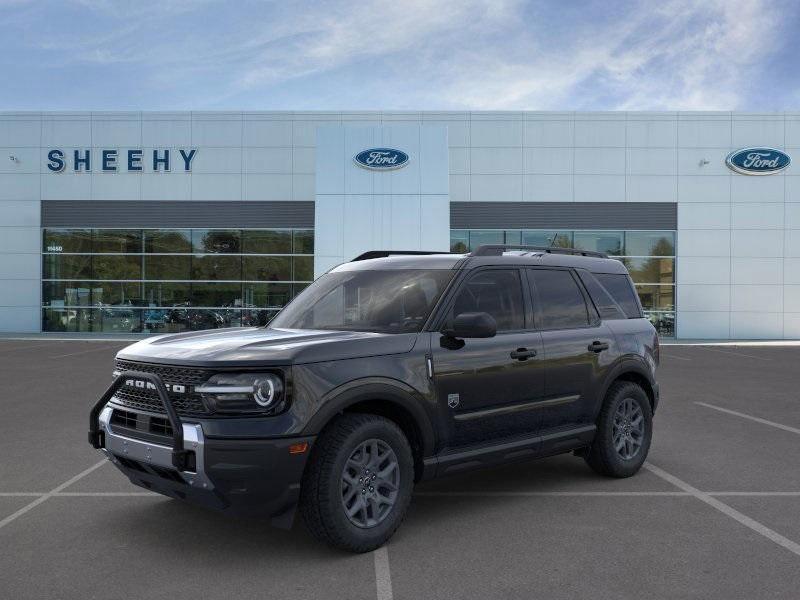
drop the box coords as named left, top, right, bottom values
left=373, top=546, right=393, bottom=600
left=415, top=491, right=691, bottom=497
left=660, top=353, right=692, bottom=361
left=696, top=402, right=800, bottom=436
left=48, top=344, right=125, bottom=359
left=697, top=347, right=771, bottom=361
left=0, top=460, right=107, bottom=531
left=645, top=462, right=800, bottom=558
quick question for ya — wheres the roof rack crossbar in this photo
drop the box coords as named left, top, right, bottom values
left=351, top=250, right=453, bottom=262
left=471, top=244, right=608, bottom=259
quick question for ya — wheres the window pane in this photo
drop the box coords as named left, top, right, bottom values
left=636, top=285, right=675, bottom=311
left=192, top=229, right=241, bottom=253
left=190, top=282, right=242, bottom=307
left=92, top=255, right=142, bottom=280
left=450, top=230, right=468, bottom=253
left=646, top=312, right=675, bottom=337
left=243, top=283, right=293, bottom=308
left=143, top=282, right=191, bottom=307
left=450, top=269, right=525, bottom=331
left=42, top=307, right=94, bottom=332
left=293, top=256, right=314, bottom=281
left=574, top=231, right=623, bottom=255
left=144, top=230, right=191, bottom=253
left=594, top=273, right=642, bottom=318
left=624, top=231, right=675, bottom=256
left=242, top=230, right=292, bottom=254
left=243, top=256, right=291, bottom=281
left=43, top=254, right=92, bottom=279
left=242, top=309, right=280, bottom=327
left=530, top=269, right=589, bottom=328
left=94, top=307, right=143, bottom=333
left=504, top=230, right=522, bottom=245
left=144, top=255, right=192, bottom=280
left=293, top=229, right=314, bottom=254
left=43, top=229, right=92, bottom=253
left=576, top=271, right=626, bottom=320
left=468, top=230, right=503, bottom=251
left=192, top=255, right=242, bottom=280
left=93, top=229, right=142, bottom=253
left=520, top=230, right=573, bottom=248
left=624, top=258, right=674, bottom=284
left=273, top=270, right=454, bottom=334
left=163, top=307, right=229, bottom=331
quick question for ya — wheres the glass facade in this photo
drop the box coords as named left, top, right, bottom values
left=42, top=228, right=314, bottom=334
left=450, top=229, right=676, bottom=337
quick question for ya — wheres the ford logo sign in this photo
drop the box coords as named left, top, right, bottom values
left=725, top=147, right=790, bottom=175
left=354, top=148, right=409, bottom=170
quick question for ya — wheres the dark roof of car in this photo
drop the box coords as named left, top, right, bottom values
left=332, top=250, right=629, bottom=275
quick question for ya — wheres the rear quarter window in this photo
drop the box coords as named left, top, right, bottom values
left=593, top=273, right=642, bottom=319
left=577, top=270, right=627, bottom=320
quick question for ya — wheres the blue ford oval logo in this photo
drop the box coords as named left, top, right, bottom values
left=726, top=147, right=790, bottom=175
left=354, top=148, right=409, bottom=170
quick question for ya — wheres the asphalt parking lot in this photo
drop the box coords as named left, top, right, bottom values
left=1, top=339, right=799, bottom=599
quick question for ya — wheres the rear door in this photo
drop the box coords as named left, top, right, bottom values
left=431, top=267, right=545, bottom=449
left=525, top=268, right=618, bottom=432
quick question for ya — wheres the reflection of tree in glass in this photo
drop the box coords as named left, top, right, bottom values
left=202, top=231, right=240, bottom=253
left=451, top=241, right=468, bottom=253
left=146, top=230, right=191, bottom=253
left=624, top=238, right=674, bottom=284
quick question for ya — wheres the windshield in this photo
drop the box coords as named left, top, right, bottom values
left=270, top=269, right=455, bottom=334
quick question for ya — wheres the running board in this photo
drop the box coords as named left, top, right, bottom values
left=424, top=425, right=596, bottom=478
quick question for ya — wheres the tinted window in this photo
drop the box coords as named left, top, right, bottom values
left=271, top=269, right=454, bottom=334
left=449, top=270, right=524, bottom=331
left=530, top=269, right=589, bottom=329
left=595, top=273, right=642, bottom=318
left=574, top=231, right=623, bottom=256
left=576, top=271, right=626, bottom=320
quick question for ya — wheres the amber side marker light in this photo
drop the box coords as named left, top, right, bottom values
left=289, top=442, right=309, bottom=455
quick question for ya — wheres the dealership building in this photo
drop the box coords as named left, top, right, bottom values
left=0, top=110, right=798, bottom=339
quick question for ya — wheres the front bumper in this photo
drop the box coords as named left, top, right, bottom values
left=90, top=372, right=314, bottom=528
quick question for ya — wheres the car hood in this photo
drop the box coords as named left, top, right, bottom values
left=116, top=327, right=419, bottom=367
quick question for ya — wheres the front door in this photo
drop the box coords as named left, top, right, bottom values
left=431, top=268, right=545, bottom=449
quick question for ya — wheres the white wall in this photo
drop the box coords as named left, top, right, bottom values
left=314, top=124, right=450, bottom=276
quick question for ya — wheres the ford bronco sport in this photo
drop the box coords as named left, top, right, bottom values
left=88, top=245, right=659, bottom=552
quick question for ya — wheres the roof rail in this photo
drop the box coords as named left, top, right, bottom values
left=350, top=250, right=453, bottom=262
left=471, top=244, right=608, bottom=259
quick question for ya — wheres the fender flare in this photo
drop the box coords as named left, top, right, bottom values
left=599, top=356, right=656, bottom=408
left=301, top=377, right=437, bottom=458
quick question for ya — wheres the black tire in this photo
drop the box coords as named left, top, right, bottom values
left=584, top=381, right=653, bottom=478
left=299, top=413, right=414, bottom=553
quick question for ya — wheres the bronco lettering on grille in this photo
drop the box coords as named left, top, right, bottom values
left=124, top=379, right=187, bottom=394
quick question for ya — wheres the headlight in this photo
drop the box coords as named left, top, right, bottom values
left=197, top=373, right=285, bottom=415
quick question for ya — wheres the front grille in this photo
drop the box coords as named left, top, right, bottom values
left=112, top=359, right=211, bottom=417
left=111, top=408, right=174, bottom=440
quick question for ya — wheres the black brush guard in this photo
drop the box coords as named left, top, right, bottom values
left=88, top=371, right=190, bottom=471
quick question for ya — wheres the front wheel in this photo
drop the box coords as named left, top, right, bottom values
left=300, top=413, right=414, bottom=552
left=584, top=381, right=653, bottom=478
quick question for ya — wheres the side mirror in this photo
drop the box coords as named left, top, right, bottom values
left=442, top=312, right=497, bottom=339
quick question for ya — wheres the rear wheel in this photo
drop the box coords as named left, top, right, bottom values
left=300, top=413, right=414, bottom=552
left=585, top=381, right=652, bottom=478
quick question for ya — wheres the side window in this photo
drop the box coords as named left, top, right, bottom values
left=576, top=270, right=626, bottom=320
left=529, top=269, right=590, bottom=329
left=448, top=269, right=525, bottom=331
left=594, top=273, right=642, bottom=319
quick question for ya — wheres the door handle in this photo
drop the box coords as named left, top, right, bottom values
left=510, top=348, right=537, bottom=361
left=588, top=341, right=609, bottom=353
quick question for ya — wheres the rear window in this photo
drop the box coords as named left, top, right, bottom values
left=577, top=271, right=627, bottom=320
left=529, top=269, right=590, bottom=329
left=594, top=273, right=642, bottom=319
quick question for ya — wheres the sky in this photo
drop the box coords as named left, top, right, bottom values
left=1, top=0, right=799, bottom=111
